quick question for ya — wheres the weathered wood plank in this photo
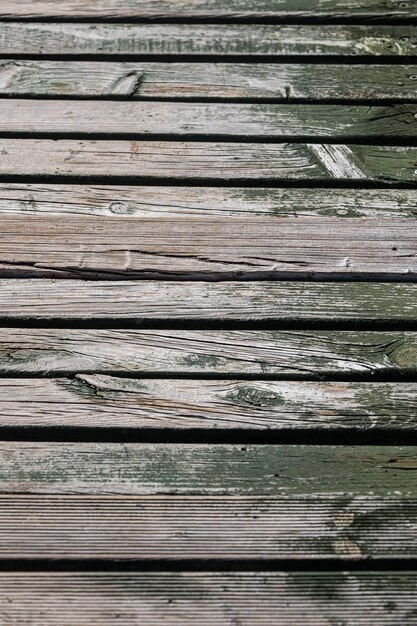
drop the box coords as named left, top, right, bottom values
left=0, top=280, right=415, bottom=323
left=0, top=443, right=415, bottom=495
left=1, top=1, right=415, bottom=20
left=0, top=497, right=415, bottom=560
left=0, top=377, right=416, bottom=430
left=2, top=61, right=416, bottom=101
left=0, top=330, right=416, bottom=376
left=1, top=184, right=416, bottom=219
left=0, top=24, right=416, bottom=56
left=0, top=572, right=416, bottom=624
left=0, top=140, right=417, bottom=182
left=4, top=101, right=417, bottom=140
left=0, top=215, right=415, bottom=279
left=0, top=59, right=417, bottom=102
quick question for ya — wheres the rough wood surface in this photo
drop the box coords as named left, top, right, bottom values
left=0, top=184, right=416, bottom=219
left=4, top=100, right=417, bottom=140
left=1, top=140, right=417, bottom=182
left=0, top=24, right=415, bottom=56
left=1, top=1, right=415, bottom=20
left=0, top=329, right=416, bottom=376
left=0, top=443, right=415, bottom=495
left=2, top=61, right=416, bottom=101
left=0, top=215, right=415, bottom=279
left=0, top=377, right=416, bottom=431
left=0, top=496, right=415, bottom=560
left=0, top=280, right=415, bottom=323
left=0, top=572, right=416, bottom=625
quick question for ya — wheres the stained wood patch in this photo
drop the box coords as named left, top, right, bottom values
left=0, top=496, right=415, bottom=560
left=1, top=1, right=415, bottom=20
left=0, top=442, right=416, bottom=496
left=0, top=571, right=416, bottom=624
left=0, top=329, right=416, bottom=376
left=0, top=280, right=415, bottom=323
left=1, top=61, right=416, bottom=101
left=0, top=184, right=416, bottom=219
left=0, top=377, right=416, bottom=431
left=0, top=24, right=415, bottom=56
left=0, top=215, right=415, bottom=279
left=1, top=140, right=417, bottom=182
left=4, top=101, right=417, bottom=140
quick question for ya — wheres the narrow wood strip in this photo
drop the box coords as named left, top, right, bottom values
left=0, top=184, right=416, bottom=219
left=1, top=2, right=415, bottom=20
left=0, top=215, right=415, bottom=279
left=0, top=140, right=416, bottom=182
left=0, top=496, right=415, bottom=560
left=0, top=24, right=415, bottom=57
left=0, top=443, right=415, bottom=495
left=4, top=101, right=417, bottom=140
left=0, top=280, right=415, bottom=323
left=0, top=572, right=416, bottom=624
left=0, top=377, right=416, bottom=430
left=1, top=62, right=416, bottom=101
left=0, top=330, right=416, bottom=376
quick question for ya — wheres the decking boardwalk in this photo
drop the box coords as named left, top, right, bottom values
left=2, top=62, right=417, bottom=101
left=1, top=0, right=417, bottom=622
left=0, top=573, right=415, bottom=625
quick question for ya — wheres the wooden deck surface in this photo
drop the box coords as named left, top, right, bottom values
left=1, top=2, right=417, bottom=624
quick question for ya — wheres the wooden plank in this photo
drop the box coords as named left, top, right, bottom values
left=0, top=572, right=416, bottom=625
left=0, top=140, right=417, bottom=182
left=0, top=280, right=416, bottom=323
left=0, top=497, right=415, bottom=560
left=2, top=61, right=416, bottom=101
left=0, top=329, right=416, bottom=376
left=0, top=377, right=416, bottom=430
left=1, top=184, right=416, bottom=219
left=0, top=443, right=415, bottom=495
left=4, top=101, right=417, bottom=140
left=1, top=1, right=415, bottom=20
left=0, top=24, right=415, bottom=57
left=0, top=215, right=415, bottom=279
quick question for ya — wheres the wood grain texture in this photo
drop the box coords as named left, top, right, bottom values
left=1, top=140, right=417, bottom=182
left=2, top=61, right=416, bottom=101
left=5, top=100, right=417, bottom=140
left=0, top=496, right=415, bottom=560
left=0, top=1, right=415, bottom=20
left=0, top=572, right=416, bottom=625
left=0, top=215, right=415, bottom=279
left=0, top=24, right=416, bottom=56
left=1, top=184, right=416, bottom=219
left=0, top=443, right=416, bottom=495
left=0, top=280, right=415, bottom=323
left=0, top=377, right=416, bottom=431
left=0, top=329, right=416, bottom=376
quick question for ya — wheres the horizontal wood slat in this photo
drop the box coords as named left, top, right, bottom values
left=0, top=215, right=414, bottom=279
left=0, top=24, right=415, bottom=56
left=0, top=496, right=415, bottom=560
left=0, top=329, right=416, bottom=376
left=2, top=62, right=416, bottom=101
left=0, top=377, right=416, bottom=431
left=0, top=280, right=415, bottom=323
left=4, top=101, right=417, bottom=140
left=0, top=140, right=417, bottom=182
left=1, top=1, right=416, bottom=20
left=0, top=572, right=416, bottom=625
left=0, top=443, right=415, bottom=496
left=0, top=184, right=416, bottom=219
